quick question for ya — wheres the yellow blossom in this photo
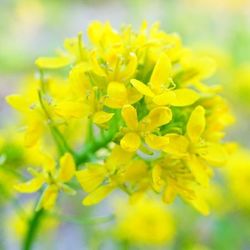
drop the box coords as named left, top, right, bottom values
left=131, top=53, right=199, bottom=107
left=15, top=153, right=76, bottom=210
left=6, top=21, right=234, bottom=215
left=224, top=148, right=250, bottom=211
left=76, top=146, right=148, bottom=205
left=120, top=104, right=172, bottom=152
left=114, top=198, right=175, bottom=245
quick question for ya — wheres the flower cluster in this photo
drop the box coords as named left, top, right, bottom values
left=6, top=21, right=234, bottom=214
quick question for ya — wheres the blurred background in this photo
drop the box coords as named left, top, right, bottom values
left=0, top=0, right=250, bottom=249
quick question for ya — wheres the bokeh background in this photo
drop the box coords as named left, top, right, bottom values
left=0, top=0, right=250, bottom=249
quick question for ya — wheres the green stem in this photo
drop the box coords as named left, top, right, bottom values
left=75, top=130, right=113, bottom=166
left=22, top=209, right=45, bottom=250
left=76, top=110, right=120, bottom=166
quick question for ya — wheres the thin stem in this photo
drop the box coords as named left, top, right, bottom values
left=76, top=110, right=120, bottom=167
left=86, top=119, right=95, bottom=143
left=22, top=209, right=44, bottom=250
left=75, top=130, right=114, bottom=167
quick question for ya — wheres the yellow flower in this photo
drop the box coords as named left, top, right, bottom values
left=88, top=21, right=121, bottom=49
left=104, top=81, right=142, bottom=109
left=68, top=63, right=114, bottom=125
left=174, top=50, right=217, bottom=92
left=6, top=93, right=46, bottom=147
left=120, top=104, right=172, bottom=152
left=15, top=153, right=76, bottom=210
left=224, top=148, right=250, bottom=211
left=114, top=198, right=175, bottom=245
left=163, top=106, right=228, bottom=186
left=35, top=56, right=71, bottom=69
left=201, top=96, right=235, bottom=142
left=229, top=64, right=250, bottom=108
left=151, top=105, right=229, bottom=215
left=76, top=146, right=148, bottom=205
left=131, top=53, right=199, bottom=107
left=152, top=156, right=210, bottom=215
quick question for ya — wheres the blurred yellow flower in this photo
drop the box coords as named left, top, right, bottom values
left=224, top=148, right=250, bottom=211
left=114, top=198, right=175, bottom=245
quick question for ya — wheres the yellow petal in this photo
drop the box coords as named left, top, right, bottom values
left=5, top=94, right=29, bottom=112
left=149, top=53, right=172, bottom=93
left=40, top=185, right=59, bottom=210
left=58, top=153, right=76, bottom=182
left=76, top=164, right=107, bottom=192
left=163, top=134, right=189, bottom=156
left=186, top=194, right=210, bottom=216
left=187, top=105, right=206, bottom=142
left=40, top=153, right=55, bottom=172
left=88, top=21, right=103, bottom=45
left=93, top=111, right=114, bottom=124
left=120, top=132, right=141, bottom=152
left=180, top=54, right=216, bottom=82
left=14, top=177, right=44, bottom=193
left=198, top=143, right=228, bottom=166
left=90, top=51, right=106, bottom=76
left=107, top=81, right=127, bottom=98
left=152, top=91, right=176, bottom=106
left=35, top=57, right=70, bottom=69
left=130, top=79, right=155, bottom=97
left=145, top=134, right=169, bottom=150
left=54, top=100, right=89, bottom=119
left=171, top=89, right=199, bottom=107
left=69, top=63, right=92, bottom=93
left=122, top=159, right=147, bottom=182
left=121, top=105, right=138, bottom=130
left=82, top=185, right=114, bottom=206
left=186, top=155, right=210, bottom=187
left=144, top=107, right=172, bottom=131
left=127, top=87, right=143, bottom=104
left=105, top=82, right=128, bottom=108
left=24, top=120, right=44, bottom=147
left=119, top=52, right=137, bottom=80
left=107, top=145, right=134, bottom=168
